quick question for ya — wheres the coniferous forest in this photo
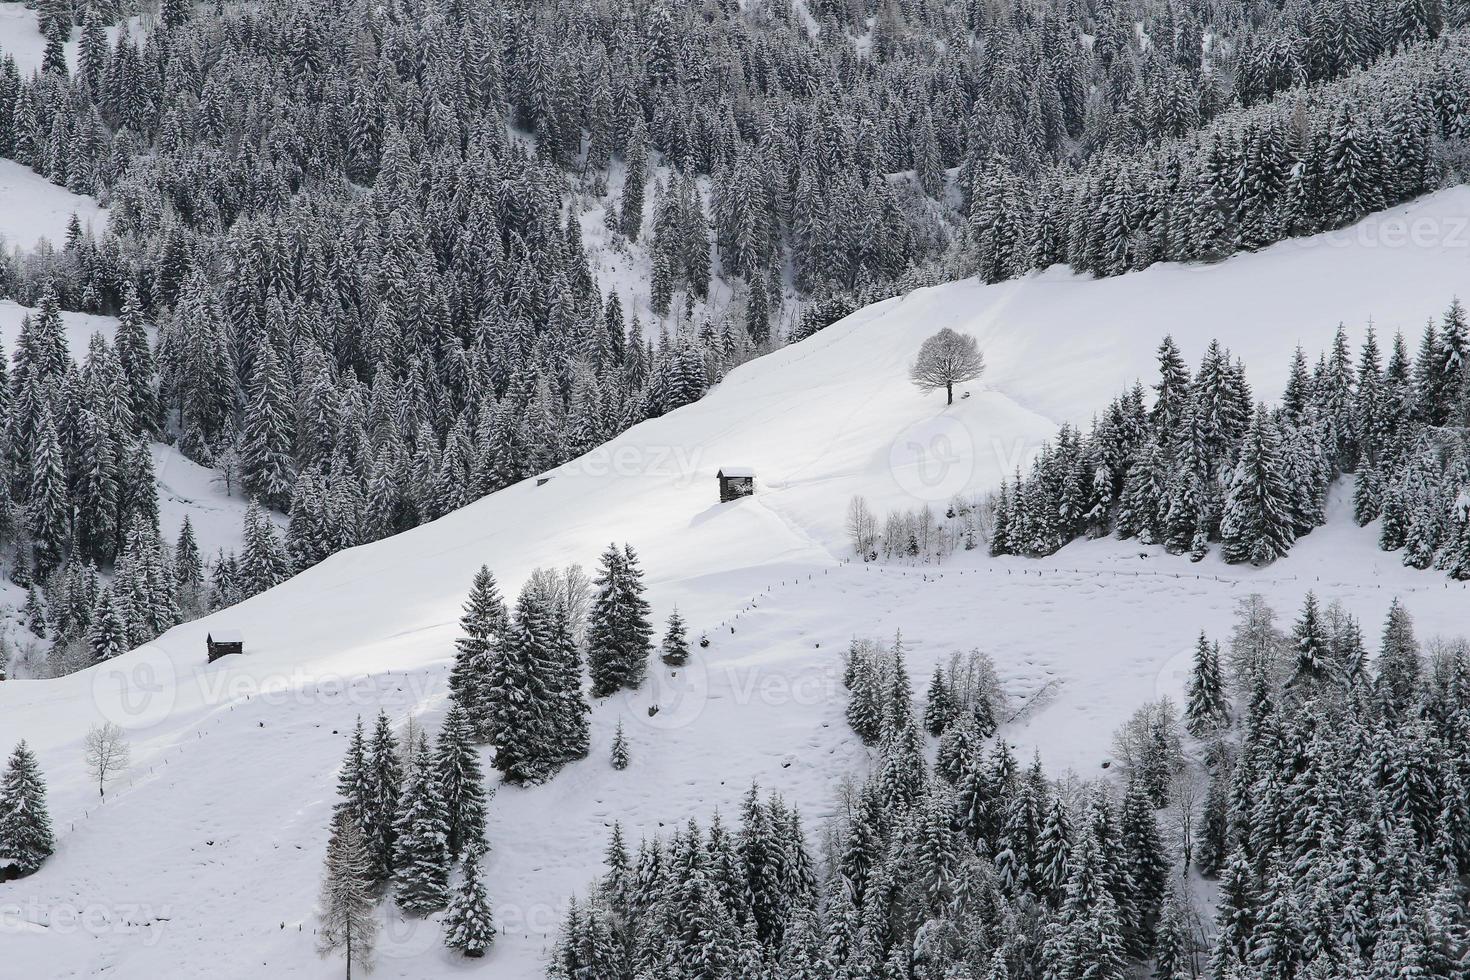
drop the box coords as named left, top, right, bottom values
left=0, top=0, right=1467, bottom=675
left=2, top=0, right=1470, bottom=978
left=548, top=599, right=1470, bottom=979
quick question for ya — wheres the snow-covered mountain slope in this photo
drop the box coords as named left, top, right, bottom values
left=0, top=160, right=106, bottom=249
left=3, top=189, right=1470, bottom=978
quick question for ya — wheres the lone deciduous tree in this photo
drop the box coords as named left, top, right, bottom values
left=909, top=328, right=985, bottom=404
left=83, top=722, right=130, bottom=798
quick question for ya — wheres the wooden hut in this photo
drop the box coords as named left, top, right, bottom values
left=207, top=629, right=244, bottom=663
left=717, top=467, right=756, bottom=502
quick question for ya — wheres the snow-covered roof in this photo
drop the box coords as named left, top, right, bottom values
left=209, top=629, right=243, bottom=643
left=718, top=467, right=755, bottom=479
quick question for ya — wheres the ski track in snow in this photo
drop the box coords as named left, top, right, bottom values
left=1, top=188, right=1469, bottom=977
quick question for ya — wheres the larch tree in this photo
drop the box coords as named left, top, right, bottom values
left=317, top=811, right=379, bottom=980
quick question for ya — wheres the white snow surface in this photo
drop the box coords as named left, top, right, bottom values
left=2, top=189, right=1470, bottom=977
left=0, top=159, right=107, bottom=250
left=0, top=297, right=118, bottom=354
left=0, top=2, right=146, bottom=77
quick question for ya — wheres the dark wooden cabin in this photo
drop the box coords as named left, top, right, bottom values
left=717, top=467, right=756, bottom=502
left=207, top=629, right=244, bottom=663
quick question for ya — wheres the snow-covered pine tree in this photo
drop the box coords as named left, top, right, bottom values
left=488, top=584, right=559, bottom=784
left=1185, top=632, right=1229, bottom=736
left=362, top=710, right=402, bottom=882
left=434, top=703, right=488, bottom=860
left=610, top=720, right=629, bottom=770
left=86, top=587, right=128, bottom=663
left=239, top=341, right=294, bottom=510
left=443, top=857, right=495, bottom=958
left=660, top=607, right=689, bottom=667
left=0, top=740, right=54, bottom=876
left=587, top=543, right=653, bottom=698
left=1220, top=405, right=1295, bottom=565
left=392, top=732, right=451, bottom=914
left=449, top=565, right=507, bottom=741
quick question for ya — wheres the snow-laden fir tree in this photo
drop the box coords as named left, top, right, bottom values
left=487, top=585, right=560, bottom=784
left=1220, top=405, right=1295, bottom=565
left=362, top=710, right=402, bottom=882
left=434, top=703, right=489, bottom=860
left=660, top=607, right=689, bottom=667
left=240, top=341, right=294, bottom=510
left=333, top=717, right=371, bottom=827
left=0, top=740, right=54, bottom=876
left=610, top=720, right=629, bottom=771
left=392, top=732, right=451, bottom=914
left=923, top=665, right=959, bottom=736
left=449, top=565, right=507, bottom=741
left=316, top=810, right=378, bottom=980
left=173, top=516, right=204, bottom=613
left=86, top=586, right=128, bottom=663
left=443, top=857, right=495, bottom=958
left=587, top=543, right=653, bottom=698
left=1181, top=643, right=1225, bottom=738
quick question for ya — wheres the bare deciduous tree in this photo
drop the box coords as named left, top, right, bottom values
left=846, top=496, right=877, bottom=558
left=84, top=722, right=130, bottom=798
left=909, top=328, right=985, bottom=404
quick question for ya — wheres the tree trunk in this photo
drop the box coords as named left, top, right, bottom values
left=946, top=381, right=953, bottom=405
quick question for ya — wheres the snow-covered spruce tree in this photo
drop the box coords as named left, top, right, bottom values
left=434, top=703, right=489, bottom=860
left=442, top=857, right=495, bottom=958
left=660, top=607, right=689, bottom=667
left=333, top=717, right=372, bottom=828
left=1220, top=405, right=1295, bottom=565
left=317, top=810, right=378, bottom=979
left=239, top=341, right=294, bottom=511
left=1376, top=597, right=1422, bottom=718
left=1185, top=632, right=1229, bottom=736
left=238, top=500, right=289, bottom=599
left=610, top=720, right=629, bottom=771
left=547, top=602, right=590, bottom=764
left=0, top=740, right=55, bottom=875
left=487, top=584, right=559, bottom=784
left=923, top=665, right=959, bottom=736
left=1286, top=591, right=1333, bottom=694
left=449, top=565, right=507, bottom=742
left=362, top=710, right=402, bottom=882
left=587, top=543, right=653, bottom=698
left=392, top=732, right=451, bottom=914
left=86, top=587, right=128, bottom=663
left=173, top=516, right=204, bottom=613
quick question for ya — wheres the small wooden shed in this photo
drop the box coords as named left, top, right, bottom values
left=207, top=629, right=244, bottom=663
left=717, top=467, right=756, bottom=503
